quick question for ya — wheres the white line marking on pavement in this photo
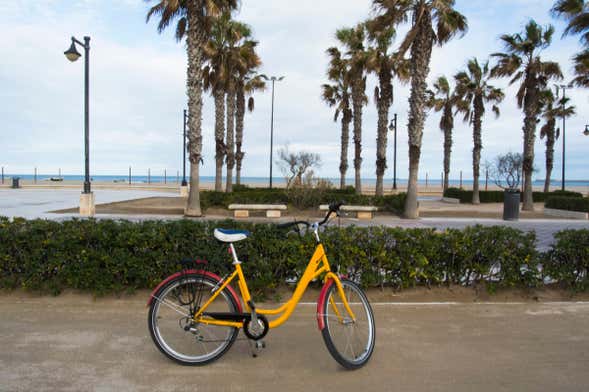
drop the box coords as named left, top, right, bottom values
left=297, top=301, right=589, bottom=306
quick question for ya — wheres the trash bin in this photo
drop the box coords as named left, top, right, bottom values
left=11, top=177, right=20, bottom=189
left=502, top=189, right=520, bottom=221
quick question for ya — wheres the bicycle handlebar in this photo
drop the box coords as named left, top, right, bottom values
left=276, top=201, right=344, bottom=236
left=318, top=201, right=344, bottom=225
left=277, top=220, right=311, bottom=230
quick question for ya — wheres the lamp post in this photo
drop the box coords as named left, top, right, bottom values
left=64, top=35, right=94, bottom=215
left=261, top=75, right=284, bottom=189
left=555, top=84, right=572, bottom=191
left=389, top=113, right=398, bottom=190
left=182, top=109, right=188, bottom=187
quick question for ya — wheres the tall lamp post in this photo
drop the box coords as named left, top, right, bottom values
left=555, top=84, right=572, bottom=191
left=389, top=113, right=398, bottom=190
left=64, top=35, right=94, bottom=215
left=261, top=75, right=284, bottom=189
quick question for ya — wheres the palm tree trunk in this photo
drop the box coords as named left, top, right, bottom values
left=375, top=70, right=392, bottom=197
left=225, top=88, right=236, bottom=193
left=352, top=79, right=364, bottom=195
left=443, top=126, right=451, bottom=193
left=214, top=89, right=225, bottom=192
left=472, top=97, right=484, bottom=204
left=522, top=94, right=539, bottom=211
left=235, top=84, right=245, bottom=186
left=184, top=6, right=205, bottom=217
left=404, top=10, right=433, bottom=219
left=340, top=109, right=351, bottom=189
left=442, top=104, right=453, bottom=193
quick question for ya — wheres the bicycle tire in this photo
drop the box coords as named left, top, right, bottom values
left=148, top=272, right=240, bottom=365
left=319, top=279, right=375, bottom=369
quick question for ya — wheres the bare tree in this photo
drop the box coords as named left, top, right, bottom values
left=490, top=152, right=523, bottom=190
left=277, top=146, right=321, bottom=188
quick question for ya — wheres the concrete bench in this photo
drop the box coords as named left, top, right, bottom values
left=228, top=204, right=287, bottom=218
left=319, top=204, right=378, bottom=220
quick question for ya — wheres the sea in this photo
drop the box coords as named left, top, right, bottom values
left=2, top=173, right=588, bottom=188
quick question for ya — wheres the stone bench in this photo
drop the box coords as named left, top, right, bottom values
left=319, top=204, right=378, bottom=220
left=228, top=204, right=287, bottom=218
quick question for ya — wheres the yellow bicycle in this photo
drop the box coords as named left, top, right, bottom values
left=147, top=203, right=375, bottom=369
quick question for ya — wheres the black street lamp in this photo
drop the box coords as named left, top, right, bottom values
left=182, top=109, right=188, bottom=186
left=389, top=113, right=398, bottom=190
left=64, top=35, right=91, bottom=194
left=261, top=74, right=284, bottom=189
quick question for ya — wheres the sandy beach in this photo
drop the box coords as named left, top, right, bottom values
left=2, top=178, right=587, bottom=196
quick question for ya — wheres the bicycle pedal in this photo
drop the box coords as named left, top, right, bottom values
left=255, top=340, right=266, bottom=349
left=247, top=339, right=266, bottom=358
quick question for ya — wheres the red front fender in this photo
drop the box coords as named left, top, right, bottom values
left=316, top=278, right=334, bottom=331
left=147, top=269, right=242, bottom=313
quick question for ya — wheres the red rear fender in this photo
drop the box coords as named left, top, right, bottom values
left=147, top=269, right=242, bottom=312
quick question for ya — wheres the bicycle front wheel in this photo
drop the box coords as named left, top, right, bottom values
left=319, top=279, right=375, bottom=369
left=148, top=273, right=240, bottom=365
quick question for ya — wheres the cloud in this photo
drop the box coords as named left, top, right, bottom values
left=0, top=0, right=588, bottom=181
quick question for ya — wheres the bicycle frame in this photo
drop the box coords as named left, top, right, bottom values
left=193, top=242, right=356, bottom=329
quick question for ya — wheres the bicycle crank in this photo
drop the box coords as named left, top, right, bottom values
left=243, top=314, right=269, bottom=340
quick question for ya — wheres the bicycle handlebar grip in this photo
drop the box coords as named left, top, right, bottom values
left=328, top=201, right=344, bottom=212
left=277, top=221, right=310, bottom=229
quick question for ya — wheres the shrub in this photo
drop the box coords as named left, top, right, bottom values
left=373, top=194, right=407, bottom=214
left=443, top=188, right=504, bottom=203
left=2, top=217, right=577, bottom=295
left=199, top=187, right=405, bottom=212
left=545, top=197, right=589, bottom=213
left=543, top=229, right=589, bottom=290
left=444, top=188, right=584, bottom=204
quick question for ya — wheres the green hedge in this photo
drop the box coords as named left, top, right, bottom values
left=444, top=188, right=583, bottom=204
left=543, top=230, right=589, bottom=290
left=201, top=185, right=406, bottom=213
left=2, top=217, right=588, bottom=295
left=545, top=196, right=589, bottom=213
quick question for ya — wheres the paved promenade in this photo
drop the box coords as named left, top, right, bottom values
left=1, top=292, right=588, bottom=391
left=1, top=188, right=587, bottom=250
left=0, top=188, right=174, bottom=219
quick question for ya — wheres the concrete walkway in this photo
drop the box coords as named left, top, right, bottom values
left=1, top=293, right=588, bottom=391
left=1, top=188, right=587, bottom=250
left=0, top=189, right=174, bottom=219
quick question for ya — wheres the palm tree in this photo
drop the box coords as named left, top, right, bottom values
left=426, top=76, right=458, bottom=193
left=491, top=20, right=563, bottom=210
left=551, top=0, right=589, bottom=87
left=372, top=0, right=467, bottom=218
left=202, top=13, right=239, bottom=192
left=539, top=91, right=576, bottom=192
left=145, top=0, right=238, bottom=216
left=365, top=21, right=410, bottom=196
left=454, top=58, right=504, bottom=204
left=335, top=25, right=369, bottom=195
left=225, top=29, right=257, bottom=193
left=235, top=73, right=265, bottom=185
left=322, top=47, right=353, bottom=189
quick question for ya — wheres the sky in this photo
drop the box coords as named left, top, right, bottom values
left=0, top=0, right=587, bottom=182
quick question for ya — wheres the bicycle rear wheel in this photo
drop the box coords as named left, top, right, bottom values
left=148, top=272, right=240, bottom=365
left=319, top=279, right=375, bottom=369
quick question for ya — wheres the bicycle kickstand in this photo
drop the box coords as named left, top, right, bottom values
left=247, top=339, right=266, bottom=358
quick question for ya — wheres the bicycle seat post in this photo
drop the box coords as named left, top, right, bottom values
left=229, top=243, right=240, bottom=265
